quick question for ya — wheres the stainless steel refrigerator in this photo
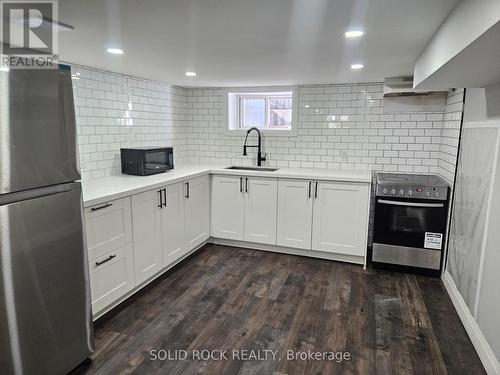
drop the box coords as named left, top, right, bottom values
left=0, top=66, right=94, bottom=374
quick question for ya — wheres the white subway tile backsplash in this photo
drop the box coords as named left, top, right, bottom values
left=72, top=65, right=462, bottom=190
left=72, top=65, right=191, bottom=179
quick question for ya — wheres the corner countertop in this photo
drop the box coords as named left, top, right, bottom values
left=82, top=165, right=372, bottom=207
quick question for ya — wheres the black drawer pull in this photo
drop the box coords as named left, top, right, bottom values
left=95, top=255, right=116, bottom=266
left=91, top=203, right=112, bottom=212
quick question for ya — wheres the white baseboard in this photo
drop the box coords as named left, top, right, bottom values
left=443, top=271, right=500, bottom=375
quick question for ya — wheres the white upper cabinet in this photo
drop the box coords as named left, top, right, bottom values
left=184, top=175, right=210, bottom=249
left=211, top=175, right=245, bottom=240
left=277, top=179, right=313, bottom=249
left=162, top=182, right=186, bottom=267
left=244, top=177, right=278, bottom=245
left=131, top=188, right=163, bottom=285
left=84, top=197, right=132, bottom=261
left=311, top=181, right=370, bottom=257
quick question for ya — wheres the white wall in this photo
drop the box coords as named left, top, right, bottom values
left=72, top=65, right=190, bottom=179
left=446, top=87, right=500, bottom=372
left=184, top=83, right=446, bottom=174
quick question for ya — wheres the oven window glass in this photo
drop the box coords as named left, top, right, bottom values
left=145, top=151, right=168, bottom=170
left=374, top=200, right=447, bottom=249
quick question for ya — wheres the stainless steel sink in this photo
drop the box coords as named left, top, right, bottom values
left=225, top=166, right=279, bottom=172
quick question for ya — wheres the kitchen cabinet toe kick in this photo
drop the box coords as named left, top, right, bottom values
left=208, top=237, right=366, bottom=266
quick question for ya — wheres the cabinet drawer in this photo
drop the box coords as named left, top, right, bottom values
left=85, top=197, right=133, bottom=261
left=89, top=243, right=135, bottom=315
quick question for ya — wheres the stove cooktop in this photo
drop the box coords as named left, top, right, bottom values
left=376, top=173, right=448, bottom=187
left=375, top=173, right=449, bottom=200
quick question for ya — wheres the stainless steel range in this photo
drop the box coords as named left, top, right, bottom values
left=372, top=173, right=450, bottom=273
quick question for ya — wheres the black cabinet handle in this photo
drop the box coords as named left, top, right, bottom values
left=245, top=178, right=248, bottom=193
left=185, top=182, right=190, bottom=199
left=163, top=188, right=167, bottom=207
left=91, top=203, right=112, bottom=212
left=308, top=181, right=312, bottom=198
left=158, top=189, right=163, bottom=208
left=95, top=254, right=116, bottom=266
left=240, top=177, right=243, bottom=193
left=315, top=181, right=319, bottom=199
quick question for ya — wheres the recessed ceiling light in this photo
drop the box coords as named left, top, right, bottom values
left=185, top=71, right=197, bottom=77
left=107, top=48, right=124, bottom=55
left=0, top=66, right=9, bottom=72
left=350, top=64, right=364, bottom=70
left=345, top=30, right=364, bottom=38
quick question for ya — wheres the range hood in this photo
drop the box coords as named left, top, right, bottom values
left=383, top=77, right=448, bottom=113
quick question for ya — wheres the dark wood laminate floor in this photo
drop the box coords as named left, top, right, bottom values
left=72, top=244, right=485, bottom=375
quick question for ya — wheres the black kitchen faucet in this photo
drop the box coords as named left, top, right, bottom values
left=243, top=127, right=266, bottom=166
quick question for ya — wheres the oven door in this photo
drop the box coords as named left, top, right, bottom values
left=374, top=198, right=448, bottom=250
left=144, top=149, right=173, bottom=174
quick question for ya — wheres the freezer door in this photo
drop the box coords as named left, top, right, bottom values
left=0, top=182, right=94, bottom=375
left=0, top=66, right=80, bottom=194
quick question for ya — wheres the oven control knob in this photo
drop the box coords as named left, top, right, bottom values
left=382, top=188, right=388, bottom=195
left=408, top=190, right=413, bottom=196
left=399, top=189, right=404, bottom=195
left=425, top=191, right=430, bottom=197
left=435, top=191, right=439, bottom=198
left=391, top=189, right=396, bottom=195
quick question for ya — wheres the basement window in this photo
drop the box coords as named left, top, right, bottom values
left=226, top=88, right=297, bottom=134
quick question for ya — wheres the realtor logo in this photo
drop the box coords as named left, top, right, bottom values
left=1, top=1, right=56, bottom=54
left=1, top=0, right=58, bottom=68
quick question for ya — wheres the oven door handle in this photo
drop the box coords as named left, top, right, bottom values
left=377, top=199, right=444, bottom=208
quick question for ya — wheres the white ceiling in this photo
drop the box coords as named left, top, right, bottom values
left=58, top=0, right=459, bottom=87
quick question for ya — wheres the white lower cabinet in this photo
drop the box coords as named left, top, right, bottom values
left=162, top=182, right=186, bottom=267
left=244, top=177, right=278, bottom=244
left=277, top=179, right=313, bottom=249
left=277, top=179, right=370, bottom=257
left=87, top=175, right=211, bottom=316
left=132, top=175, right=209, bottom=286
left=211, top=175, right=278, bottom=245
left=211, top=175, right=245, bottom=240
left=88, top=243, right=134, bottom=314
left=131, top=188, right=163, bottom=285
left=311, top=181, right=370, bottom=256
left=184, top=175, right=210, bottom=249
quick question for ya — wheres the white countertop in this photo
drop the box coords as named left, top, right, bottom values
left=82, top=165, right=372, bottom=207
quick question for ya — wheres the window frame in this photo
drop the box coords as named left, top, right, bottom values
left=225, top=86, right=298, bottom=136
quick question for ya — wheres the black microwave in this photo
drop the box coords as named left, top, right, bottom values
left=120, top=147, right=174, bottom=176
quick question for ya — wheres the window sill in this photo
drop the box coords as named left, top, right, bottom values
left=225, top=128, right=297, bottom=137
